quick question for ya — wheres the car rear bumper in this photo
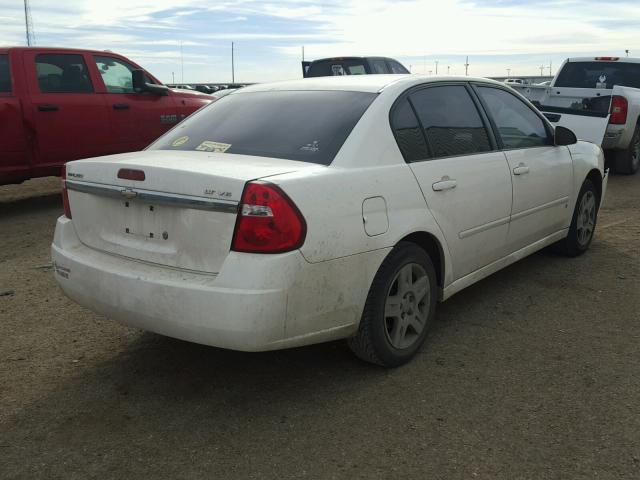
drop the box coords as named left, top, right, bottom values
left=52, top=216, right=382, bottom=351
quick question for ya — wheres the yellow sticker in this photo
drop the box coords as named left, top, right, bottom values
left=195, top=141, right=232, bottom=153
left=171, top=135, right=189, bottom=147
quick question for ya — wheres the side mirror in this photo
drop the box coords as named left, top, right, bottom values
left=132, top=69, right=169, bottom=96
left=554, top=125, right=577, bottom=146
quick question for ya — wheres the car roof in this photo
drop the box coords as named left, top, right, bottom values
left=0, top=46, right=129, bottom=55
left=239, top=74, right=504, bottom=94
left=567, top=56, right=640, bottom=64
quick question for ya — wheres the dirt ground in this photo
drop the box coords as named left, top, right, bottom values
left=1, top=173, right=639, bottom=479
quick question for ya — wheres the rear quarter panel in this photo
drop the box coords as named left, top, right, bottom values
left=567, top=141, right=605, bottom=205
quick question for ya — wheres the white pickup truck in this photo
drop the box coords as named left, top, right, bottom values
left=512, top=57, right=640, bottom=174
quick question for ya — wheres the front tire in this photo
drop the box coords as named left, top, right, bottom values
left=556, top=179, right=599, bottom=257
left=614, top=125, right=640, bottom=175
left=348, top=242, right=437, bottom=367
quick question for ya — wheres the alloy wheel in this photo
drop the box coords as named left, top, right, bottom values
left=576, top=190, right=596, bottom=247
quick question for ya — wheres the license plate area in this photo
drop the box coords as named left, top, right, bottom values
left=122, top=199, right=169, bottom=241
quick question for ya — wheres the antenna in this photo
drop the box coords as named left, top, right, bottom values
left=24, top=0, right=35, bottom=46
left=464, top=56, right=469, bottom=76
left=180, top=41, right=184, bottom=83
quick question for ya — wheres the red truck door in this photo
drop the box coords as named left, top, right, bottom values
left=91, top=54, right=180, bottom=151
left=0, top=52, right=30, bottom=184
left=22, top=50, right=111, bottom=175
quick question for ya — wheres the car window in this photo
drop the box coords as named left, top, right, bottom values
left=409, top=85, right=491, bottom=158
left=94, top=55, right=155, bottom=93
left=554, top=61, right=640, bottom=89
left=388, top=60, right=409, bottom=74
left=390, top=98, right=429, bottom=162
left=306, top=59, right=368, bottom=77
left=477, top=86, right=550, bottom=149
left=36, top=54, right=93, bottom=93
left=370, top=59, right=388, bottom=74
left=0, top=54, right=10, bottom=93
left=149, top=90, right=377, bottom=165
left=347, top=65, right=366, bottom=75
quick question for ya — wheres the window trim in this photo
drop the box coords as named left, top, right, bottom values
left=470, top=83, right=555, bottom=152
left=93, top=54, right=156, bottom=94
left=35, top=53, right=94, bottom=94
left=389, top=81, right=498, bottom=163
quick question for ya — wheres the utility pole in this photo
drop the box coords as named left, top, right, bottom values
left=172, top=72, right=175, bottom=84
left=435, top=60, right=438, bottom=75
left=231, top=41, right=235, bottom=83
left=539, top=65, right=545, bottom=76
left=447, top=65, right=450, bottom=75
left=24, top=0, right=34, bottom=46
left=464, top=56, right=469, bottom=76
left=302, top=45, right=305, bottom=62
left=506, top=68, right=511, bottom=78
left=625, top=49, right=630, bottom=57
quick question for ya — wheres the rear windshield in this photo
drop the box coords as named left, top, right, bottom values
left=306, top=59, right=368, bottom=77
left=0, top=55, right=11, bottom=93
left=555, top=61, right=640, bottom=89
left=149, top=90, right=377, bottom=165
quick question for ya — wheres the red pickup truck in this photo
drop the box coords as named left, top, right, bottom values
left=0, top=47, right=212, bottom=185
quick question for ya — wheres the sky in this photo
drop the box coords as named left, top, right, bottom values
left=1, top=0, right=639, bottom=84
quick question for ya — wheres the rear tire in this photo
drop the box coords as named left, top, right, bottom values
left=555, top=179, right=599, bottom=257
left=613, top=125, right=640, bottom=175
left=348, top=242, right=437, bottom=367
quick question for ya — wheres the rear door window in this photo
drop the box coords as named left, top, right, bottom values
left=409, top=85, right=492, bottom=158
left=388, top=60, right=409, bottom=74
left=0, top=54, right=10, bottom=92
left=306, top=59, right=369, bottom=77
left=36, top=54, right=93, bottom=93
left=390, top=98, right=429, bottom=162
left=149, top=90, right=377, bottom=165
left=476, top=86, right=551, bottom=149
left=370, top=59, right=389, bottom=74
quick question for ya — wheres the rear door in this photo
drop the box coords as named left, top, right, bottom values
left=23, top=50, right=111, bottom=171
left=474, top=85, right=573, bottom=252
left=0, top=51, right=30, bottom=183
left=392, top=84, right=513, bottom=280
left=92, top=54, right=180, bottom=152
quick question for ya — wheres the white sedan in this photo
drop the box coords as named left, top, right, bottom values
left=52, top=75, right=607, bottom=367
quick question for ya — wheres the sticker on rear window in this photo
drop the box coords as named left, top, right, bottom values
left=171, top=135, right=189, bottom=147
left=195, top=141, right=232, bottom=153
left=300, top=140, right=320, bottom=152
left=596, top=74, right=607, bottom=89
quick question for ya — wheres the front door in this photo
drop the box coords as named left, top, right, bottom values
left=24, top=51, right=111, bottom=172
left=391, top=84, right=513, bottom=280
left=474, top=85, right=573, bottom=252
left=92, top=54, right=179, bottom=152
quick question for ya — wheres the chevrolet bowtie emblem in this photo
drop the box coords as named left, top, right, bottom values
left=120, top=188, right=137, bottom=199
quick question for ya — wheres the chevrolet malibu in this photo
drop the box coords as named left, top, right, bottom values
left=52, top=75, right=607, bottom=367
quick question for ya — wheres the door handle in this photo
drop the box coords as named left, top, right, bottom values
left=113, top=103, right=130, bottom=110
left=513, top=163, right=530, bottom=175
left=37, top=104, right=58, bottom=112
left=432, top=176, right=457, bottom=191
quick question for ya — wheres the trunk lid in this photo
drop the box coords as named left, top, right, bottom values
left=65, top=150, right=322, bottom=273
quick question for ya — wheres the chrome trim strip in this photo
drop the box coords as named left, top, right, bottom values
left=66, top=180, right=239, bottom=213
left=510, top=196, right=569, bottom=222
left=459, top=215, right=510, bottom=239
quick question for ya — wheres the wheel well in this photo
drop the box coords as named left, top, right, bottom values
left=399, top=232, right=445, bottom=289
left=586, top=168, right=603, bottom=203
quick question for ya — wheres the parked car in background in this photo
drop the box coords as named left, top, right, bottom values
left=513, top=56, right=640, bottom=174
left=504, top=78, right=525, bottom=85
left=53, top=75, right=606, bottom=367
left=211, top=88, right=237, bottom=100
left=302, top=56, right=409, bottom=77
left=0, top=47, right=212, bottom=185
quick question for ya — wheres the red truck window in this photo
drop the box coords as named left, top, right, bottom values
left=94, top=55, right=156, bottom=93
left=35, top=54, right=93, bottom=93
left=0, top=54, right=10, bottom=92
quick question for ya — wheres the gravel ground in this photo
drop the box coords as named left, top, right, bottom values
left=0, top=173, right=638, bottom=479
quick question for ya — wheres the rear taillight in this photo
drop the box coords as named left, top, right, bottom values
left=610, top=95, right=628, bottom=125
left=61, top=164, right=72, bottom=219
left=231, top=181, right=306, bottom=253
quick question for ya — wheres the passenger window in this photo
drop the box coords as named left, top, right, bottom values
left=388, top=60, right=409, bottom=74
left=477, top=86, right=551, bottom=149
left=409, top=85, right=491, bottom=158
left=94, top=56, right=136, bottom=93
left=371, top=60, right=388, bottom=74
left=347, top=65, right=366, bottom=75
left=391, top=99, right=430, bottom=162
left=36, top=54, right=93, bottom=93
left=0, top=54, right=11, bottom=93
